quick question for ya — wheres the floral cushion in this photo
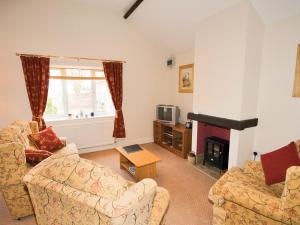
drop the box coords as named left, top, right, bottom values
left=36, top=154, right=129, bottom=200
left=28, top=127, right=64, bottom=151
left=25, top=148, right=53, bottom=165
left=244, top=160, right=285, bottom=197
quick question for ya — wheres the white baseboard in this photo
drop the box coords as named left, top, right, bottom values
left=78, top=137, right=154, bottom=154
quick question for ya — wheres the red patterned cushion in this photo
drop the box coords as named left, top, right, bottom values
left=261, top=142, right=300, bottom=185
left=28, top=127, right=64, bottom=151
left=25, top=148, right=53, bottom=165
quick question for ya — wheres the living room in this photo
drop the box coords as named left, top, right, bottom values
left=1, top=0, right=300, bottom=225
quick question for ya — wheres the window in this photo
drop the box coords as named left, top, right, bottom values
left=45, top=67, right=115, bottom=120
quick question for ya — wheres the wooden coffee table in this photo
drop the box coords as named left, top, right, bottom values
left=116, top=146, right=161, bottom=181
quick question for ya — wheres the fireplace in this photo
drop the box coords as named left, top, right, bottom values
left=203, top=136, right=229, bottom=170
left=197, top=122, right=230, bottom=154
left=188, top=113, right=258, bottom=168
left=197, top=122, right=231, bottom=171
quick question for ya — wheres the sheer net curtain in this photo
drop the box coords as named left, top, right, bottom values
left=103, top=62, right=126, bottom=138
left=20, top=56, right=50, bottom=130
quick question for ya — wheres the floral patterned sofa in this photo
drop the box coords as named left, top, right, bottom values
left=0, top=120, right=78, bottom=219
left=209, top=141, right=300, bottom=225
left=23, top=153, right=170, bottom=225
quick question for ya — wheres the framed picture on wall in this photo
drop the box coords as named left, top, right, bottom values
left=293, top=44, right=300, bottom=97
left=179, top=64, right=194, bottom=93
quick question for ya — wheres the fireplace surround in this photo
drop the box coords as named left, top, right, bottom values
left=188, top=113, right=258, bottom=131
left=188, top=113, right=258, bottom=168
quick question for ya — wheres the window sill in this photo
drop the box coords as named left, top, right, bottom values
left=45, top=115, right=115, bottom=124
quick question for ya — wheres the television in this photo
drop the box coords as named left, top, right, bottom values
left=156, top=105, right=180, bottom=125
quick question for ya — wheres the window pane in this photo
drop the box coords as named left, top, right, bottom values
left=67, top=80, right=93, bottom=116
left=95, top=71, right=105, bottom=77
left=95, top=80, right=114, bottom=115
left=50, top=69, right=61, bottom=76
left=45, top=79, right=65, bottom=117
left=80, top=69, right=91, bottom=77
left=65, top=69, right=79, bottom=77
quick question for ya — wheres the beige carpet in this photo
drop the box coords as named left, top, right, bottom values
left=0, top=143, right=215, bottom=225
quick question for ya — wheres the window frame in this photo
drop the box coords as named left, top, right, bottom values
left=45, top=66, right=115, bottom=121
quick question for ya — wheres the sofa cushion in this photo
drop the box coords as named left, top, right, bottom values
left=261, top=142, right=300, bottom=185
left=244, top=160, right=285, bottom=196
left=37, top=154, right=129, bottom=200
left=28, top=127, right=64, bottom=152
left=209, top=167, right=278, bottom=204
left=54, top=143, right=78, bottom=156
left=25, top=149, right=53, bottom=165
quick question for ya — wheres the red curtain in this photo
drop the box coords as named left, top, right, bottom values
left=103, top=62, right=126, bottom=138
left=20, top=56, right=50, bottom=130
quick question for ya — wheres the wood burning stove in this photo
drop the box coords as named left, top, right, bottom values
left=203, top=136, right=229, bottom=171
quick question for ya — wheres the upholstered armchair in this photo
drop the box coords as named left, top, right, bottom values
left=0, top=120, right=76, bottom=219
left=209, top=151, right=300, bottom=225
left=24, top=153, right=170, bottom=225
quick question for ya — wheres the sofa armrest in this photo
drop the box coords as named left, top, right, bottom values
left=243, top=160, right=265, bottom=181
left=94, top=178, right=157, bottom=225
left=59, top=137, right=67, bottom=146
left=100, top=178, right=157, bottom=218
left=281, top=166, right=300, bottom=224
left=221, top=182, right=283, bottom=221
left=150, top=187, right=170, bottom=225
left=0, top=142, right=27, bottom=186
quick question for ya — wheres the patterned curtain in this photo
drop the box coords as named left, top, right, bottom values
left=103, top=62, right=126, bottom=138
left=20, top=56, right=50, bottom=130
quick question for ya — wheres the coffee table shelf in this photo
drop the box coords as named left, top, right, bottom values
left=120, top=161, right=135, bottom=175
left=117, top=146, right=160, bottom=181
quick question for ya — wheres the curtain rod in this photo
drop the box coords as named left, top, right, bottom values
left=15, top=53, right=126, bottom=63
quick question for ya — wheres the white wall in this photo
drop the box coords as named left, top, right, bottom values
left=169, top=50, right=194, bottom=123
left=254, top=14, right=300, bottom=154
left=0, top=0, right=171, bottom=151
left=194, top=1, right=263, bottom=121
left=240, top=2, right=264, bottom=119
left=192, top=1, right=264, bottom=167
left=194, top=1, right=248, bottom=120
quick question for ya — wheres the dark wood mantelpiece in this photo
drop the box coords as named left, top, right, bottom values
left=187, top=113, right=258, bottom=131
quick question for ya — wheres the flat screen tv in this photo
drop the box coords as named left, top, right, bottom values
left=156, top=105, right=180, bottom=125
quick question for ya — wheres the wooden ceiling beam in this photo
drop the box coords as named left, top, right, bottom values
left=123, top=0, right=144, bottom=19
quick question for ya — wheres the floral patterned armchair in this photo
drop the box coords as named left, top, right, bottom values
left=209, top=141, right=300, bottom=225
left=0, top=120, right=77, bottom=219
left=24, top=153, right=170, bottom=225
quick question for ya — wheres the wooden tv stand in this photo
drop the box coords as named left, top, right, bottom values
left=153, top=120, right=192, bottom=158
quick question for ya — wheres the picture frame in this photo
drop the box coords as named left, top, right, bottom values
left=179, top=64, right=194, bottom=93
left=292, top=44, right=300, bottom=97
